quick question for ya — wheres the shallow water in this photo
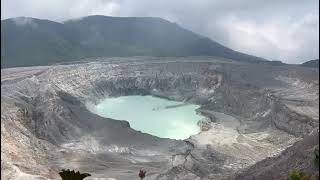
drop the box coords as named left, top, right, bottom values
left=88, top=95, right=204, bottom=140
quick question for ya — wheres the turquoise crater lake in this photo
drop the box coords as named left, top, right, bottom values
left=88, top=96, right=204, bottom=140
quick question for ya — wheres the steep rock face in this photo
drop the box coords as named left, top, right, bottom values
left=234, top=129, right=319, bottom=180
left=1, top=57, right=318, bottom=179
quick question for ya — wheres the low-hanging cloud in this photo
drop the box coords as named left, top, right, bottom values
left=1, top=0, right=319, bottom=64
left=12, top=17, right=38, bottom=28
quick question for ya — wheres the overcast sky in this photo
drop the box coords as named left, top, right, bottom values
left=1, top=0, right=319, bottom=64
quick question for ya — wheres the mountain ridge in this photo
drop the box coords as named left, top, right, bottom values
left=1, top=15, right=273, bottom=68
left=302, top=59, right=319, bottom=68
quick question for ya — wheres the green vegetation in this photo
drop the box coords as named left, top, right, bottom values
left=314, top=146, right=319, bottom=167
left=288, top=170, right=319, bottom=180
left=289, top=170, right=312, bottom=180
left=59, top=169, right=91, bottom=180
left=139, top=170, right=146, bottom=179
left=287, top=146, right=320, bottom=180
left=1, top=16, right=268, bottom=68
left=58, top=169, right=147, bottom=179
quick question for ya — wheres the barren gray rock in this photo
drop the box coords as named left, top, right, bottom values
left=234, top=129, right=319, bottom=180
left=1, top=57, right=318, bottom=179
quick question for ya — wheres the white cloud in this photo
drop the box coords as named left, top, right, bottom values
left=1, top=0, right=120, bottom=21
left=1, top=0, right=319, bottom=64
left=216, top=12, right=319, bottom=63
left=12, top=17, right=38, bottom=28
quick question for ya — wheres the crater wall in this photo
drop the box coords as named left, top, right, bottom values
left=1, top=57, right=318, bottom=179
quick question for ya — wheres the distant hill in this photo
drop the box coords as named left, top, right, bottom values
left=1, top=16, right=271, bottom=68
left=301, top=59, right=319, bottom=68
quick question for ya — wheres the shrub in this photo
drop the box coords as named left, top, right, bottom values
left=139, top=170, right=146, bottom=179
left=314, top=146, right=319, bottom=167
left=289, top=170, right=312, bottom=180
left=59, top=169, right=91, bottom=180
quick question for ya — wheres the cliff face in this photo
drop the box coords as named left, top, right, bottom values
left=1, top=57, right=319, bottom=179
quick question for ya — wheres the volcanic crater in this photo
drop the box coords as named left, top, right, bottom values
left=1, top=57, right=319, bottom=179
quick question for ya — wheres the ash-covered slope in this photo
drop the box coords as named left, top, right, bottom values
left=1, top=16, right=271, bottom=68
left=235, top=129, right=319, bottom=180
left=1, top=57, right=318, bottom=179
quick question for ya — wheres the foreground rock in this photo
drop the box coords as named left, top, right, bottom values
left=1, top=57, right=319, bottom=179
left=234, top=129, right=319, bottom=180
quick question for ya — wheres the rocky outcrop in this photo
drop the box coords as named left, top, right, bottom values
left=234, top=129, right=319, bottom=180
